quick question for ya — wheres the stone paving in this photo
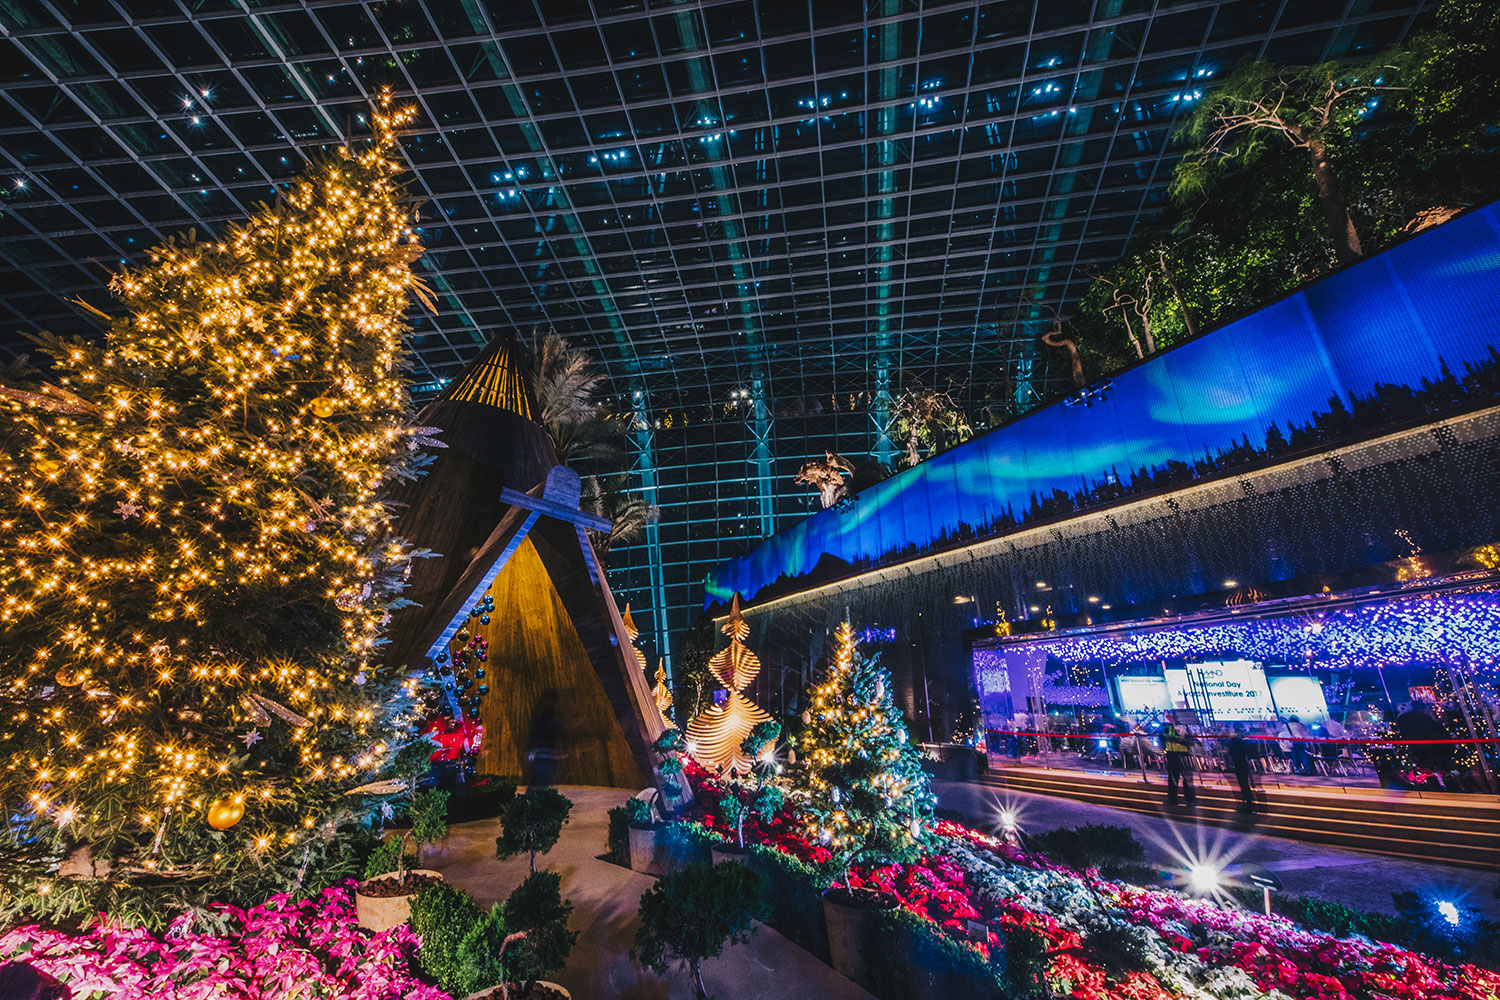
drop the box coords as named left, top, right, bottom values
left=423, top=786, right=873, bottom=1000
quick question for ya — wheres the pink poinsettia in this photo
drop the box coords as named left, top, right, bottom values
left=1110, top=883, right=1500, bottom=1000
left=0, top=884, right=451, bottom=1000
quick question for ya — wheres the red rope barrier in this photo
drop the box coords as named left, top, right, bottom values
left=984, top=729, right=1500, bottom=745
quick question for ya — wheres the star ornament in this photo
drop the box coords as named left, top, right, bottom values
left=240, top=729, right=263, bottom=747
left=114, top=500, right=141, bottom=520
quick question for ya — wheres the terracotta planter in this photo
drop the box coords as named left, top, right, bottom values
left=354, top=869, right=444, bottom=932
left=821, top=886, right=898, bottom=991
left=628, top=822, right=669, bottom=876
left=461, top=982, right=570, bottom=1000
left=710, top=842, right=754, bottom=866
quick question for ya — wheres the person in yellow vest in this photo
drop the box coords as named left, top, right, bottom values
left=1161, top=719, right=1197, bottom=807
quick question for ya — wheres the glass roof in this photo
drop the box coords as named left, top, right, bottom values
left=0, top=0, right=1427, bottom=661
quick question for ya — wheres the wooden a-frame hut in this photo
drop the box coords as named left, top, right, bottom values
left=382, top=338, right=664, bottom=787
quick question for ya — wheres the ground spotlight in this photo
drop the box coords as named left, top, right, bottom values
left=1187, top=863, right=1221, bottom=895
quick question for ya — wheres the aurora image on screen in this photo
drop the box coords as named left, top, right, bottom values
left=707, top=201, right=1500, bottom=608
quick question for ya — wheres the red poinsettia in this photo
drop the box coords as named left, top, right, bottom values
left=676, top=771, right=1500, bottom=1000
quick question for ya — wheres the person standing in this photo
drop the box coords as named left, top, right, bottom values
left=1161, top=719, right=1197, bottom=807
left=1227, top=730, right=1255, bottom=812
left=1280, top=715, right=1312, bottom=775
left=1316, top=715, right=1347, bottom=772
left=526, top=687, right=561, bottom=788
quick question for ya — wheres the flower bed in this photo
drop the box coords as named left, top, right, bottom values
left=685, top=766, right=1500, bottom=1000
left=0, top=883, right=450, bottom=1000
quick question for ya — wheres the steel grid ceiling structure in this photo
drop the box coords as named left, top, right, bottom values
left=0, top=0, right=1426, bottom=665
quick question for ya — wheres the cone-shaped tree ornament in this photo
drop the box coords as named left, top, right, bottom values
left=622, top=603, right=647, bottom=671
left=685, top=595, right=772, bottom=773
left=652, top=658, right=674, bottom=717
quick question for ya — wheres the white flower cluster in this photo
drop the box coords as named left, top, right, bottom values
left=945, top=839, right=1287, bottom=1000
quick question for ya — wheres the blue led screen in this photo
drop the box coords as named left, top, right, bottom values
left=708, top=202, right=1500, bottom=608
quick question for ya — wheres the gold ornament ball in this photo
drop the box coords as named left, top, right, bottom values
left=309, top=397, right=338, bottom=418
left=54, top=666, right=84, bottom=687
left=207, top=795, right=246, bottom=831
left=34, top=458, right=63, bottom=476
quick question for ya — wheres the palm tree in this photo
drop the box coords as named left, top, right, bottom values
left=524, top=330, right=623, bottom=466
left=581, top=474, right=659, bottom=561
left=524, top=333, right=654, bottom=562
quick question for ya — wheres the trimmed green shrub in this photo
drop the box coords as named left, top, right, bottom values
left=1222, top=886, right=1500, bottom=969
left=361, top=838, right=417, bottom=881
left=633, top=860, right=766, bottom=1000
left=865, top=906, right=1003, bottom=1000
left=410, top=880, right=484, bottom=995
left=1389, top=891, right=1499, bottom=966
left=624, top=796, right=654, bottom=826
left=392, top=737, right=438, bottom=797
left=662, top=820, right=714, bottom=870
left=410, top=788, right=450, bottom=863
left=496, top=787, right=573, bottom=873
left=606, top=806, right=631, bottom=865
left=747, top=844, right=832, bottom=961
left=447, top=773, right=520, bottom=824
left=458, top=870, right=578, bottom=997
left=1024, top=823, right=1149, bottom=879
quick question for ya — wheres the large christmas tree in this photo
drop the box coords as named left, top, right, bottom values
left=0, top=89, right=433, bottom=924
left=796, top=621, right=935, bottom=882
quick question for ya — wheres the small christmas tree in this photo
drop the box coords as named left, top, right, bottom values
left=796, top=621, right=935, bottom=883
left=0, top=88, right=433, bottom=923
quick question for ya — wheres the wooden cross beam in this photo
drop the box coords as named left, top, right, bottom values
left=424, top=465, right=610, bottom=664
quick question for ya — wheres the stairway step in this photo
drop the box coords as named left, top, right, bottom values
left=987, top=771, right=1500, bottom=821
left=974, top=770, right=1500, bottom=870
left=998, top=788, right=1500, bottom=838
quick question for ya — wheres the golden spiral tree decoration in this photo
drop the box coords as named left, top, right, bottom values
left=686, top=595, right=773, bottom=775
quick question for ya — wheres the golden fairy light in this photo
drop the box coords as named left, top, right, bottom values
left=796, top=620, right=934, bottom=869
left=0, top=87, right=431, bottom=888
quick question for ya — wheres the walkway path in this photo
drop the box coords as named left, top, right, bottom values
left=933, top=780, right=1500, bottom=920
left=425, top=786, right=872, bottom=1000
